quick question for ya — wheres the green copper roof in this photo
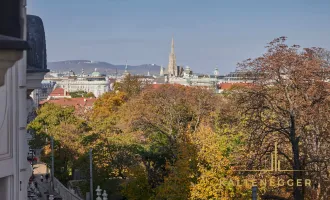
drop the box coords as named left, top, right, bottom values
left=91, top=71, right=101, bottom=77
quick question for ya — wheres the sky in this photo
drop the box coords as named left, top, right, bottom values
left=27, top=0, right=330, bottom=74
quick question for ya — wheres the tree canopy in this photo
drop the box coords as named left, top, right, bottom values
left=28, top=38, right=330, bottom=199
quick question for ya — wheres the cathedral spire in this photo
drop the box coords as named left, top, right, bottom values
left=168, top=37, right=177, bottom=76
left=123, top=60, right=130, bottom=76
left=171, top=37, right=175, bottom=53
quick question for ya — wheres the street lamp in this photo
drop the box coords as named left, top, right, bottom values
left=50, top=134, right=54, bottom=193
left=90, top=149, right=94, bottom=200
left=45, top=127, right=55, bottom=194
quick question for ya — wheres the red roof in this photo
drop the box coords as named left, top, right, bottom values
left=40, top=97, right=96, bottom=108
left=218, top=83, right=253, bottom=90
left=151, top=84, right=163, bottom=89
left=49, top=88, right=70, bottom=96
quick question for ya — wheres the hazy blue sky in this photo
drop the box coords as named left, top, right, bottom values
left=27, top=0, right=330, bottom=74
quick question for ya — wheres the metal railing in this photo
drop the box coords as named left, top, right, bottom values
left=53, top=177, right=83, bottom=200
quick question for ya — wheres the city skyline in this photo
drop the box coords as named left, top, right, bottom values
left=27, top=0, right=330, bottom=74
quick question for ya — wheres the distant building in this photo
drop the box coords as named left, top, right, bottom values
left=214, top=68, right=219, bottom=76
left=221, top=70, right=255, bottom=83
left=30, top=80, right=56, bottom=105
left=46, top=71, right=64, bottom=78
left=47, top=87, right=71, bottom=99
left=160, top=65, right=165, bottom=76
left=123, top=62, right=130, bottom=77
left=51, top=68, right=110, bottom=97
left=137, top=75, right=156, bottom=85
left=152, top=37, right=254, bottom=93
left=40, top=97, right=96, bottom=109
left=40, top=97, right=97, bottom=115
left=108, top=78, right=116, bottom=90
left=183, top=66, right=193, bottom=78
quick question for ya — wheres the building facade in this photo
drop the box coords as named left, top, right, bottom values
left=49, top=69, right=110, bottom=98
left=0, top=1, right=48, bottom=199
left=30, top=80, right=56, bottom=106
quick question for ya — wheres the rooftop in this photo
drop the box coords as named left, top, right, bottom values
left=218, top=82, right=253, bottom=90
left=39, top=97, right=96, bottom=108
left=49, top=88, right=70, bottom=96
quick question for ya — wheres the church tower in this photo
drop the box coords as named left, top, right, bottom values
left=214, top=67, right=219, bottom=76
left=123, top=60, right=130, bottom=76
left=160, top=65, right=164, bottom=76
left=167, top=37, right=177, bottom=77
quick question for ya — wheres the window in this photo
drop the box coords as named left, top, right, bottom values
left=0, top=0, right=21, bottom=38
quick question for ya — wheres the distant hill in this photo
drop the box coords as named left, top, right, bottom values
left=47, top=60, right=161, bottom=75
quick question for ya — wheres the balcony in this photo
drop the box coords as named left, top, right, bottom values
left=0, top=35, right=29, bottom=86
left=0, top=0, right=29, bottom=86
left=26, top=15, right=49, bottom=93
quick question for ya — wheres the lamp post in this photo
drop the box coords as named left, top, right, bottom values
left=46, top=126, right=54, bottom=194
left=252, top=186, right=258, bottom=200
left=51, top=135, right=54, bottom=193
left=35, top=92, right=39, bottom=106
left=90, top=149, right=93, bottom=200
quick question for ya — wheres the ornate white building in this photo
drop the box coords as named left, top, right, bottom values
left=54, top=69, right=110, bottom=97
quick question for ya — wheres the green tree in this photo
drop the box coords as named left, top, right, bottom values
left=84, top=92, right=95, bottom=98
left=28, top=103, right=89, bottom=183
left=70, top=90, right=95, bottom=98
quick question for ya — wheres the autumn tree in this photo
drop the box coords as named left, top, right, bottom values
left=28, top=103, right=89, bottom=183
left=154, top=131, right=198, bottom=200
left=154, top=125, right=245, bottom=200
left=120, top=84, right=216, bottom=148
left=118, top=85, right=220, bottom=198
left=81, top=91, right=144, bottom=197
left=113, top=74, right=145, bottom=98
left=121, top=164, right=153, bottom=200
left=189, top=125, right=239, bottom=200
left=234, top=37, right=330, bottom=199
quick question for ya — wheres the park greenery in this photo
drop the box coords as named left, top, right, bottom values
left=70, top=90, right=95, bottom=98
left=28, top=38, right=330, bottom=200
